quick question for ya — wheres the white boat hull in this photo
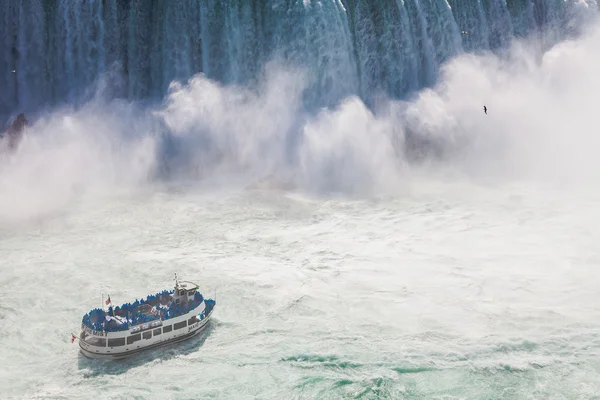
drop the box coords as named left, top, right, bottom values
left=79, top=307, right=214, bottom=360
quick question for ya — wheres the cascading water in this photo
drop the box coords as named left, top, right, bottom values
left=0, top=0, right=592, bottom=119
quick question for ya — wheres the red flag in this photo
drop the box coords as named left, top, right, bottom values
left=70, top=334, right=77, bottom=343
left=105, top=295, right=111, bottom=306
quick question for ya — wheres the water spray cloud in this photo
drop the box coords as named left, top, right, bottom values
left=1, top=14, right=600, bottom=224
left=394, top=14, right=600, bottom=184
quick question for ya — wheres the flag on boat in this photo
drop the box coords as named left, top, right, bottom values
left=105, top=295, right=111, bottom=305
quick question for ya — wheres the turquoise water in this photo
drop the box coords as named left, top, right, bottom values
left=1, top=185, right=600, bottom=399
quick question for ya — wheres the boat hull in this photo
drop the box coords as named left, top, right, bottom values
left=79, top=308, right=214, bottom=360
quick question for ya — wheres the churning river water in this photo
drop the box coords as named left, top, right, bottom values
left=2, top=179, right=600, bottom=399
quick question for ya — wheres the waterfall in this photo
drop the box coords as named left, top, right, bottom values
left=0, top=0, right=594, bottom=118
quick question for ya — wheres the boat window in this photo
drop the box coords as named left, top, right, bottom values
left=84, top=336, right=106, bottom=347
left=153, top=328, right=161, bottom=336
left=188, top=316, right=199, bottom=325
left=127, top=334, right=141, bottom=344
left=163, top=325, right=172, bottom=333
left=108, top=338, right=125, bottom=347
left=142, top=331, right=152, bottom=340
left=174, top=321, right=187, bottom=330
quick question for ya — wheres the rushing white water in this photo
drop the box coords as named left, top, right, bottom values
left=3, top=12, right=600, bottom=224
left=2, top=183, right=600, bottom=399
left=0, top=0, right=592, bottom=117
left=1, top=4, right=600, bottom=400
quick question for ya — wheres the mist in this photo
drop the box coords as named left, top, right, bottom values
left=1, top=12, right=600, bottom=224
left=395, top=11, right=600, bottom=185
left=0, top=101, right=159, bottom=225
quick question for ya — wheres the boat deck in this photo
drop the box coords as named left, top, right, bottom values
left=82, top=290, right=205, bottom=332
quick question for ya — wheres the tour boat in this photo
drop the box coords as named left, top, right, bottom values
left=75, top=277, right=216, bottom=360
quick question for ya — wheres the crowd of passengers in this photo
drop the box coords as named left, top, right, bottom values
left=82, top=290, right=205, bottom=332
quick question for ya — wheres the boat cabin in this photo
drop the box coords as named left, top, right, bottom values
left=172, top=280, right=198, bottom=305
